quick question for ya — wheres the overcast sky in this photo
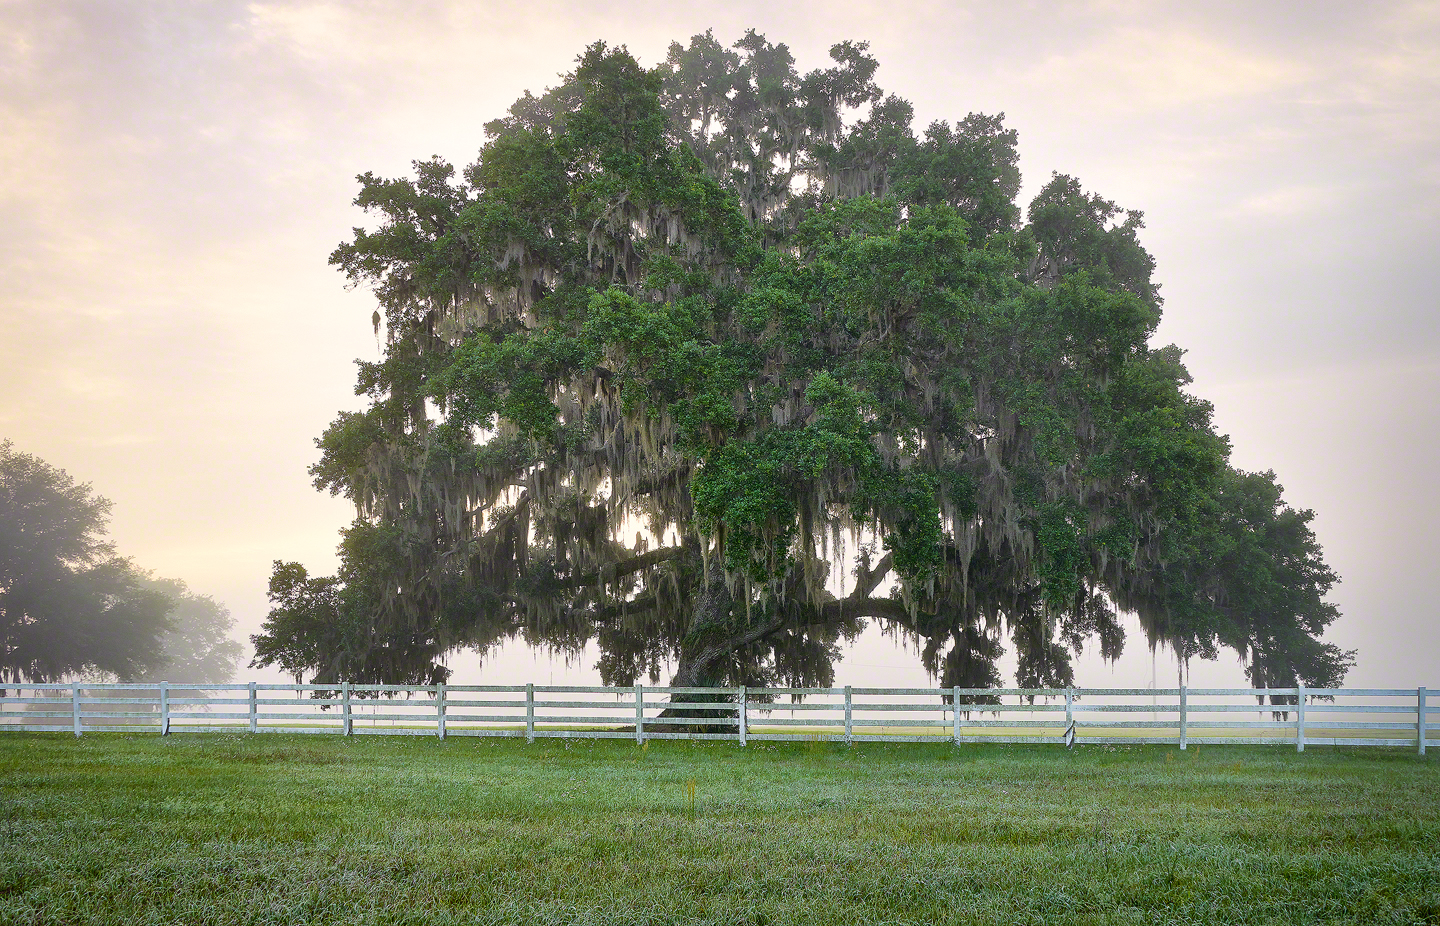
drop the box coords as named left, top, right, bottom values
left=2, top=0, right=1436, bottom=689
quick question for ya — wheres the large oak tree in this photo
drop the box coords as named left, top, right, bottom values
left=255, top=33, right=1351, bottom=696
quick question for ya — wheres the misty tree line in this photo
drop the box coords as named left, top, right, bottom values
left=0, top=441, right=240, bottom=688
left=250, top=30, right=1351, bottom=698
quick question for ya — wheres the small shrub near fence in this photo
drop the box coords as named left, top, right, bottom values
left=1, top=683, right=1433, bottom=753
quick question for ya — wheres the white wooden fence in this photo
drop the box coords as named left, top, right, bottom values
left=1, top=683, right=1433, bottom=753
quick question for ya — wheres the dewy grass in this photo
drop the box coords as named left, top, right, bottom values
left=1, top=734, right=1437, bottom=925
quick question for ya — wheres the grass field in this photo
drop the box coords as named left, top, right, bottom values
left=2, top=734, right=1437, bottom=925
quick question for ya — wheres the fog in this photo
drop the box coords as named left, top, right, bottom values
left=2, top=0, right=1435, bottom=688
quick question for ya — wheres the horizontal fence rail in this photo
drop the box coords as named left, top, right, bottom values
left=1, top=682, right=1434, bottom=753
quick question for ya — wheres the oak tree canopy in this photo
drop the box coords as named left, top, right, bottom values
left=254, top=32, right=1351, bottom=696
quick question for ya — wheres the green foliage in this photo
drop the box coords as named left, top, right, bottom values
left=272, top=33, right=1350, bottom=695
left=137, top=578, right=242, bottom=684
left=893, top=113, right=1022, bottom=236
left=251, top=561, right=341, bottom=684
left=253, top=519, right=497, bottom=687
left=0, top=441, right=173, bottom=684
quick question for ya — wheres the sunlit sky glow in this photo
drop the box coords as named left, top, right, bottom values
left=2, top=0, right=1436, bottom=688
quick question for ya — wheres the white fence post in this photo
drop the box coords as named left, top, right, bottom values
left=437, top=683, right=446, bottom=741
left=72, top=682, right=81, bottom=737
left=1179, top=685, right=1188, bottom=751
left=952, top=686, right=961, bottom=745
left=526, top=683, right=535, bottom=744
left=1296, top=683, right=1306, bottom=753
left=1419, top=687, right=1428, bottom=757
left=159, top=681, right=170, bottom=736
left=844, top=685, right=853, bottom=745
left=738, top=686, right=747, bottom=746
left=248, top=681, right=257, bottom=733
left=1064, top=687, right=1073, bottom=746
left=342, top=682, right=352, bottom=736
left=633, top=684, right=643, bottom=745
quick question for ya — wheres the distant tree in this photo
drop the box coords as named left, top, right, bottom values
left=136, top=578, right=242, bottom=684
left=253, top=520, right=497, bottom=685
left=0, top=441, right=172, bottom=684
left=257, top=32, right=1351, bottom=696
left=252, top=561, right=341, bottom=685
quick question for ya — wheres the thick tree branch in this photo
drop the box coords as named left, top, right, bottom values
left=820, top=595, right=909, bottom=624
left=560, top=546, right=684, bottom=590
left=851, top=551, right=894, bottom=600
left=591, top=592, right=661, bottom=623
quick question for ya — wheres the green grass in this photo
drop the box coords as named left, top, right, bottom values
left=2, top=734, right=1437, bottom=925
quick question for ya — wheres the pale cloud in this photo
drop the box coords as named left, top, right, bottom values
left=243, top=1, right=355, bottom=64
left=1234, top=183, right=1340, bottom=217
left=241, top=0, right=560, bottom=85
left=1022, top=27, right=1312, bottom=110
left=58, top=368, right=131, bottom=402
left=0, top=13, right=35, bottom=78
left=1346, top=16, right=1440, bottom=149
left=0, top=103, right=72, bottom=209
left=89, top=432, right=157, bottom=450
